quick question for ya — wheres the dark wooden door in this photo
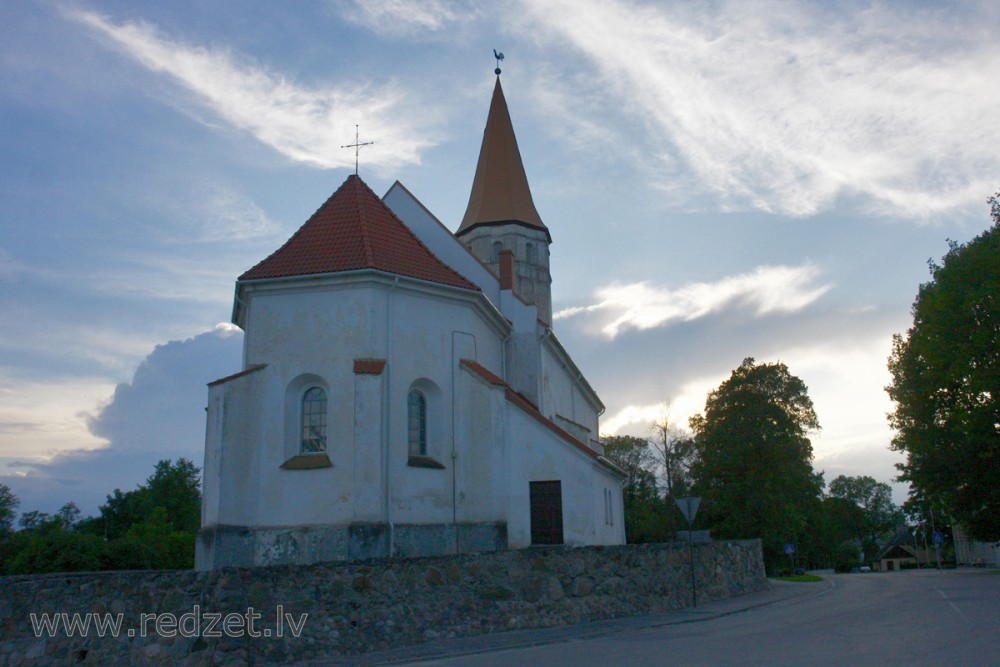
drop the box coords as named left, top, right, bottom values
left=530, top=480, right=564, bottom=545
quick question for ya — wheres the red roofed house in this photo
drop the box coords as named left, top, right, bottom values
left=197, top=76, right=625, bottom=569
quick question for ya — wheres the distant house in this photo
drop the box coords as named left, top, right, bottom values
left=875, top=529, right=936, bottom=571
left=876, top=544, right=922, bottom=571
left=195, top=75, right=626, bottom=570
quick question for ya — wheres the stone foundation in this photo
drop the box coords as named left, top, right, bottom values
left=196, top=521, right=508, bottom=569
left=1, top=540, right=766, bottom=666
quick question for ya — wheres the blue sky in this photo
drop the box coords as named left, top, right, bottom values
left=2, top=0, right=998, bottom=515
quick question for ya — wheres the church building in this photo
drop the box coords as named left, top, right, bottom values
left=196, top=75, right=626, bottom=569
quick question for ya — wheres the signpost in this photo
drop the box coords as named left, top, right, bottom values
left=785, top=543, right=796, bottom=574
left=675, top=497, right=701, bottom=608
left=932, top=530, right=944, bottom=571
left=930, top=506, right=943, bottom=570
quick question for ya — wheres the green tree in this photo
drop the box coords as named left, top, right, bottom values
left=17, top=510, right=56, bottom=532
left=5, top=530, right=105, bottom=575
left=0, top=482, right=18, bottom=533
left=828, top=475, right=901, bottom=555
left=689, top=358, right=824, bottom=571
left=603, top=435, right=671, bottom=543
left=815, top=496, right=868, bottom=571
left=1, top=460, right=203, bottom=574
left=97, top=458, right=202, bottom=539
left=887, top=192, right=1000, bottom=541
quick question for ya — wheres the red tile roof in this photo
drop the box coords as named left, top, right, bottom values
left=208, top=364, right=267, bottom=387
left=460, top=359, right=506, bottom=387
left=240, top=175, right=479, bottom=291
left=353, top=358, right=386, bottom=375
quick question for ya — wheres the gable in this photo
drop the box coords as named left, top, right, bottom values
left=240, top=175, right=478, bottom=292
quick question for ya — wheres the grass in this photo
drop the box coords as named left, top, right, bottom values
left=771, top=574, right=824, bottom=582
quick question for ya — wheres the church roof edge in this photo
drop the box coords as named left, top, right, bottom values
left=239, top=175, right=478, bottom=292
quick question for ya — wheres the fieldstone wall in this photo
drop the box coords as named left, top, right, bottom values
left=1, top=540, right=765, bottom=666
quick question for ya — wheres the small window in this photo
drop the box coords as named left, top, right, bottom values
left=301, top=387, right=327, bottom=453
left=407, top=389, right=427, bottom=456
left=491, top=241, right=503, bottom=264
left=526, top=242, right=537, bottom=265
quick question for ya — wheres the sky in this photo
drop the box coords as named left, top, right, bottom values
left=2, top=0, right=998, bottom=517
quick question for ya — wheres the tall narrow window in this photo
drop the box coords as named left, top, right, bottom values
left=301, top=387, right=327, bottom=453
left=491, top=241, right=503, bottom=264
left=407, top=389, right=427, bottom=456
left=526, top=242, right=537, bottom=265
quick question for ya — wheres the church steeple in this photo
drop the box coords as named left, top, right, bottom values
left=457, top=77, right=549, bottom=242
left=458, top=74, right=553, bottom=323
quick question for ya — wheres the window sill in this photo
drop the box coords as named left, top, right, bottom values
left=280, top=453, right=332, bottom=470
left=407, top=455, right=446, bottom=470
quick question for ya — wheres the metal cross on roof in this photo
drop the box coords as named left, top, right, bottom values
left=341, top=125, right=373, bottom=175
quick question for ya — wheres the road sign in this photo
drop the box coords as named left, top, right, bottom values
left=932, top=531, right=945, bottom=545
left=785, top=543, right=796, bottom=555
left=675, top=497, right=701, bottom=525
left=674, top=496, right=702, bottom=609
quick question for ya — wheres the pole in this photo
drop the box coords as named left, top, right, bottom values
left=930, top=506, right=942, bottom=570
left=689, top=524, right=696, bottom=608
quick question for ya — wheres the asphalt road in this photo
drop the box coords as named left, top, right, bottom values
left=332, top=569, right=1000, bottom=667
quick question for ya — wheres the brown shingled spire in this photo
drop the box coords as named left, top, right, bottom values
left=457, top=77, right=549, bottom=242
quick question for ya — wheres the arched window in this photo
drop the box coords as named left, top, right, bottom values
left=301, top=387, right=327, bottom=453
left=491, top=241, right=503, bottom=264
left=407, top=389, right=427, bottom=456
left=526, top=242, right=537, bottom=265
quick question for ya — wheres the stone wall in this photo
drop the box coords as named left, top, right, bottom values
left=1, top=540, right=766, bottom=666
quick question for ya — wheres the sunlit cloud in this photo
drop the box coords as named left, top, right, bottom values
left=70, top=10, right=436, bottom=171
left=520, top=0, right=1000, bottom=218
left=336, top=0, right=482, bottom=36
left=556, top=264, right=831, bottom=338
left=0, top=374, right=113, bottom=461
left=600, top=403, right=668, bottom=437
left=2, top=327, right=243, bottom=515
left=600, top=373, right=722, bottom=437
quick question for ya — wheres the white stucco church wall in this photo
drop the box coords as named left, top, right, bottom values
left=196, top=76, right=625, bottom=570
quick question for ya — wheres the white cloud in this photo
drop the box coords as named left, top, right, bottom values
left=183, top=184, right=282, bottom=243
left=556, top=264, right=831, bottom=338
left=600, top=403, right=668, bottom=437
left=70, top=10, right=436, bottom=172
left=0, top=374, right=114, bottom=461
left=520, top=0, right=1000, bottom=218
left=0, top=318, right=164, bottom=377
left=336, top=0, right=482, bottom=36
left=2, top=327, right=243, bottom=515
left=600, top=371, right=723, bottom=438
